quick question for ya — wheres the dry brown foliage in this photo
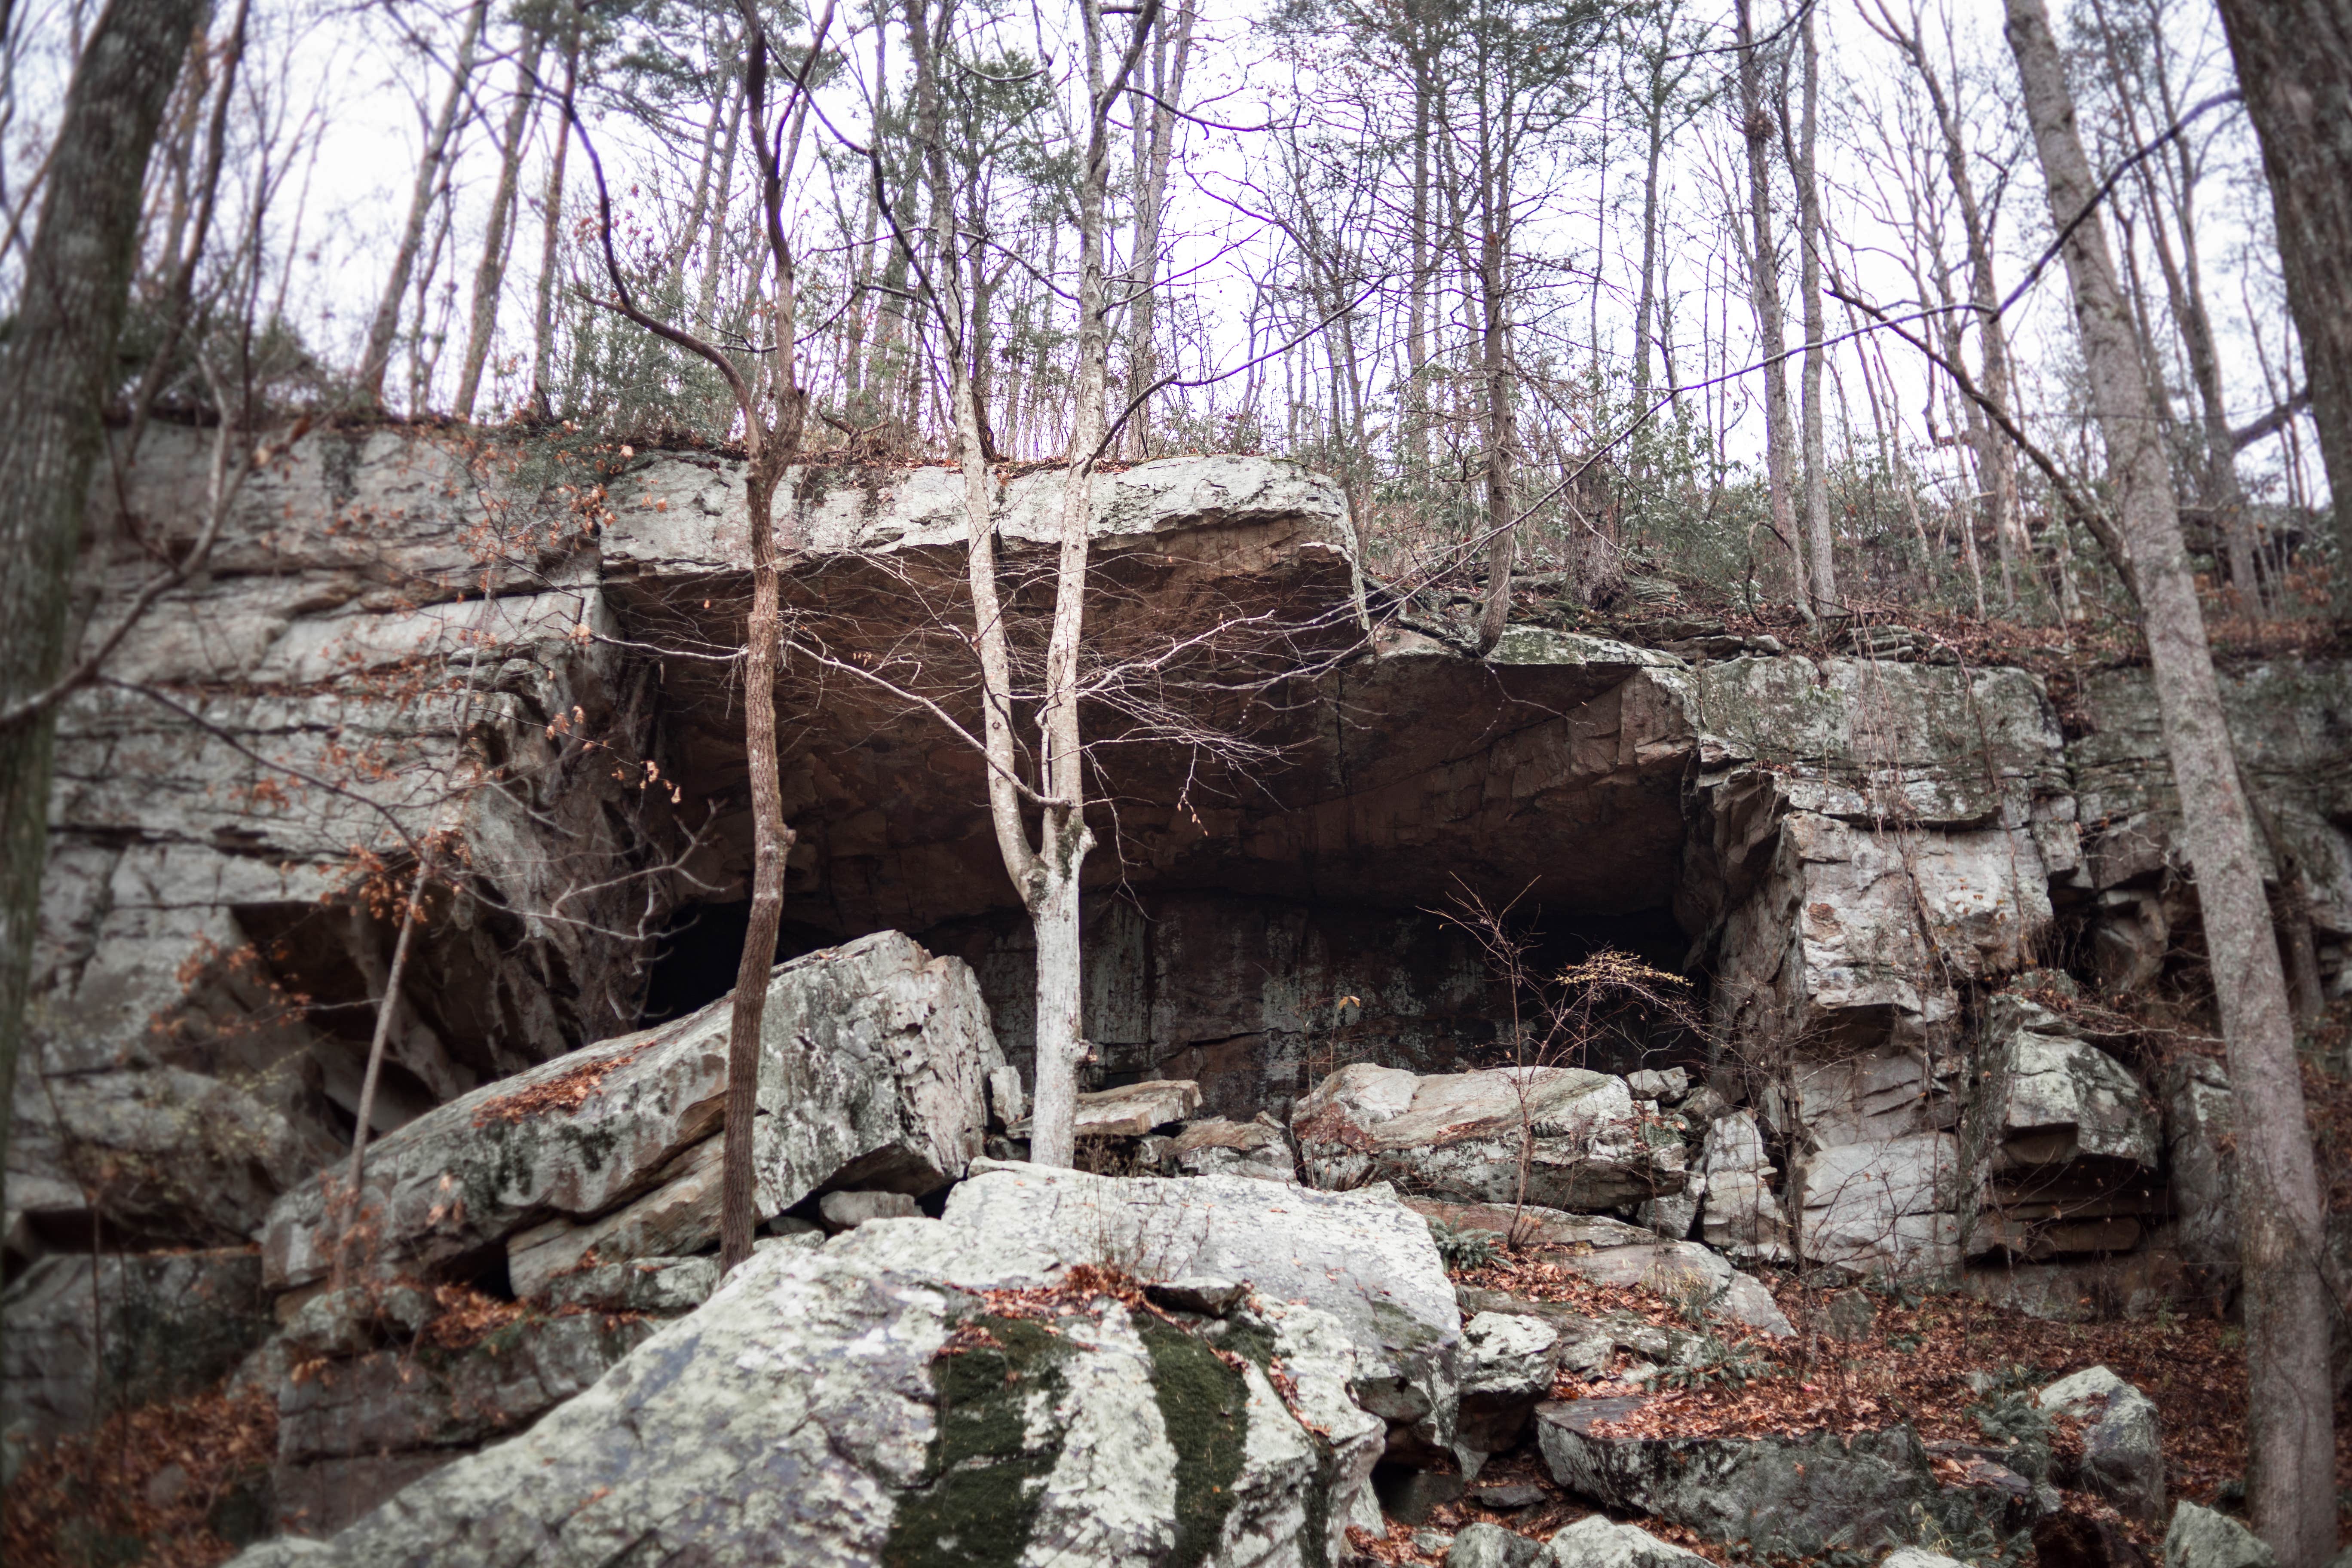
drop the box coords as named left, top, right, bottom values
left=0, top=1386, right=276, bottom=1568
left=469, top=1042, right=646, bottom=1127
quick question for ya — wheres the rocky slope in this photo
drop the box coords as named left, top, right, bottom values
left=5, top=430, right=2350, bottom=1562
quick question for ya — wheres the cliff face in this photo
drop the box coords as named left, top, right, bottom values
left=9, top=426, right=2351, bottom=1303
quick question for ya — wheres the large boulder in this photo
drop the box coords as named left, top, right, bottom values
left=943, top=1160, right=1462, bottom=1454
left=2035, top=1366, right=2163, bottom=1522
left=2161, top=1503, right=2276, bottom=1568
left=1534, top=1395, right=2045, bottom=1556
left=230, top=1214, right=1385, bottom=1567
left=1293, top=1064, right=1685, bottom=1212
left=263, top=932, right=1005, bottom=1291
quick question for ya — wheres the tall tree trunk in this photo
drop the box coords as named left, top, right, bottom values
left=2211, top=0, right=2352, bottom=620
left=1123, top=0, right=1192, bottom=459
left=530, top=20, right=579, bottom=416
left=0, top=0, right=205, bottom=1191
left=1025, top=0, right=1152, bottom=1168
left=2006, top=8, right=2336, bottom=1561
left=1735, top=0, right=1807, bottom=618
left=358, top=0, right=489, bottom=409
left=1791, top=6, right=1835, bottom=616
left=1882, top=0, right=2028, bottom=611
left=455, top=27, right=544, bottom=421
left=1630, top=44, right=1666, bottom=403
left=1406, top=24, right=1433, bottom=473
left=1471, top=87, right=1516, bottom=656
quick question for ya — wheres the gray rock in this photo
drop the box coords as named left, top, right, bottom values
left=1457, top=1311, right=1563, bottom=1457
left=2164, top=1058, right=2241, bottom=1271
left=1994, top=1034, right=2160, bottom=1170
left=263, top=931, right=1002, bottom=1291
left=1450, top=1521, right=1544, bottom=1568
left=1542, top=1515, right=1713, bottom=1568
left=1148, top=1112, right=1298, bottom=1182
left=1070, top=1078, right=1203, bottom=1136
left=273, top=1309, right=661, bottom=1537
left=505, top=1137, right=726, bottom=1298
left=1637, top=1185, right=1701, bottom=1240
left=1795, top=1132, right=1965, bottom=1280
left=1824, top=1288, right=1877, bottom=1342
left=1534, top=1396, right=2046, bottom=1556
left=816, top=1189, right=923, bottom=1231
left=2036, top=1366, right=2163, bottom=1522
left=1626, top=1068, right=1691, bottom=1103
left=1465, top=1482, right=1547, bottom=1510
left=944, top=1160, right=1461, bottom=1453
left=2162, top=1503, right=2276, bottom=1568
left=2, top=1248, right=271, bottom=1450
left=541, top=1256, right=718, bottom=1316
left=229, top=1214, right=1385, bottom=1567
left=1296, top=1064, right=1685, bottom=1211
left=1698, top=1111, right=1790, bottom=1263
left=1408, top=1196, right=1793, bottom=1338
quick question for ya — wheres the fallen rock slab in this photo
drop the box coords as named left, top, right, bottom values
left=1404, top=1197, right=1794, bottom=1337
left=229, top=1215, right=1385, bottom=1568
left=1144, top=1112, right=1298, bottom=1182
left=264, top=932, right=1003, bottom=1291
left=2036, top=1364, right=2163, bottom=1522
left=1534, top=1395, right=2046, bottom=1556
left=1296, top=1065, right=1685, bottom=1211
left=944, top=1159, right=1461, bottom=1452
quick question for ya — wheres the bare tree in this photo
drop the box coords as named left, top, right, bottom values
left=2004, top=6, right=2336, bottom=1560
left=455, top=22, right=546, bottom=420
left=2211, top=0, right=2352, bottom=616
left=1733, top=0, right=1808, bottom=619
left=1785, top=3, right=1836, bottom=616
left=357, top=0, right=490, bottom=410
left=575, top=0, right=832, bottom=1267
left=0, top=0, right=206, bottom=1197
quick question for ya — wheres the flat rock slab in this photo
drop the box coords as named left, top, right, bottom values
left=1404, top=1197, right=1792, bottom=1338
left=945, top=1160, right=1462, bottom=1443
left=1535, top=1396, right=2045, bottom=1556
left=1296, top=1065, right=1685, bottom=1212
left=229, top=1216, right=1384, bottom=1568
left=264, top=932, right=1002, bottom=1290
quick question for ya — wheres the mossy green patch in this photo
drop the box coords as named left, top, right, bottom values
left=884, top=1315, right=1074, bottom=1568
left=1139, top=1318, right=1252, bottom=1568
